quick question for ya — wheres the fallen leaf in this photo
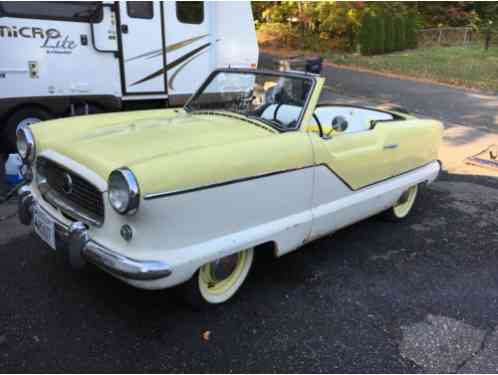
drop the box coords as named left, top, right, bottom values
left=202, top=330, right=211, bottom=341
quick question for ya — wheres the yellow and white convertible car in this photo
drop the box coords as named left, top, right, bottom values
left=17, top=69, right=443, bottom=305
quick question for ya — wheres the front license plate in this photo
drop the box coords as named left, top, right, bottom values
left=33, top=206, right=56, bottom=250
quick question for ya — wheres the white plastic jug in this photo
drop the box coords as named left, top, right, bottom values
left=4, top=153, right=23, bottom=187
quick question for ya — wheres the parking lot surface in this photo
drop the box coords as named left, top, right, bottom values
left=1, top=171, right=497, bottom=372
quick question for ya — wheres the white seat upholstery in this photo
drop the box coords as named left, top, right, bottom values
left=313, top=106, right=394, bottom=134
left=261, top=104, right=302, bottom=127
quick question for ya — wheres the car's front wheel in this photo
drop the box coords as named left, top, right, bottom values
left=181, top=248, right=254, bottom=307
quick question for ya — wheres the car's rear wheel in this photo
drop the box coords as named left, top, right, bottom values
left=181, top=248, right=254, bottom=308
left=384, top=184, right=419, bottom=220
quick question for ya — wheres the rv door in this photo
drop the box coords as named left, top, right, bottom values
left=118, top=2, right=166, bottom=95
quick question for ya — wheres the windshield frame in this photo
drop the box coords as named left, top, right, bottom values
left=184, top=68, right=317, bottom=132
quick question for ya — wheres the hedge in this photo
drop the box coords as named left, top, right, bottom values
left=384, top=16, right=395, bottom=53
left=405, top=15, right=418, bottom=49
left=359, top=12, right=374, bottom=55
left=393, top=16, right=406, bottom=51
left=374, top=17, right=386, bottom=54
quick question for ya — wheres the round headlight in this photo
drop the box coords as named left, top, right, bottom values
left=16, top=126, right=36, bottom=161
left=108, top=168, right=140, bottom=215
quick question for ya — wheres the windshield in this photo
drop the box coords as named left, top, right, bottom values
left=185, top=71, right=314, bottom=131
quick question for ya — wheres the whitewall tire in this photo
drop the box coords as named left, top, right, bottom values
left=181, top=248, right=254, bottom=307
left=383, top=184, right=419, bottom=220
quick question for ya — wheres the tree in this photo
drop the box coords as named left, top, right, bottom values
left=405, top=14, right=418, bottom=49
left=384, top=16, right=396, bottom=53
left=474, top=2, right=498, bottom=50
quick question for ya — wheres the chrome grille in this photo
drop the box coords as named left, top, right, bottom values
left=36, top=157, right=104, bottom=225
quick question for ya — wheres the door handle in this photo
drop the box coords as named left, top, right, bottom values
left=384, top=144, right=398, bottom=150
left=121, top=24, right=129, bottom=34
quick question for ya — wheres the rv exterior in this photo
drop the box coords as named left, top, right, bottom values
left=0, top=1, right=258, bottom=152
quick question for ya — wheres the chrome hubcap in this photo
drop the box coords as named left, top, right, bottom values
left=209, top=254, right=239, bottom=282
left=17, top=117, right=42, bottom=132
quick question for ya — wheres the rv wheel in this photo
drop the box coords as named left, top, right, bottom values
left=4, top=107, right=52, bottom=153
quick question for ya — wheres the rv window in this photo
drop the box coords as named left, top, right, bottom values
left=176, top=1, right=204, bottom=24
left=0, top=1, right=102, bottom=23
left=127, top=2, right=153, bottom=20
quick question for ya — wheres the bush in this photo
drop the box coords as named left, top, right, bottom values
left=393, top=16, right=406, bottom=51
left=373, top=16, right=386, bottom=54
left=405, top=16, right=418, bottom=49
left=359, top=12, right=375, bottom=55
left=384, top=16, right=396, bottom=53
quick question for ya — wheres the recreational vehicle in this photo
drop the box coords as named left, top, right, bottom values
left=0, top=1, right=258, bottom=152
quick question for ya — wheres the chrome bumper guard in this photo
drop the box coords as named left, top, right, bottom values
left=18, top=188, right=172, bottom=281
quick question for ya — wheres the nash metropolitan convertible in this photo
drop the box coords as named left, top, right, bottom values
left=17, top=69, right=443, bottom=305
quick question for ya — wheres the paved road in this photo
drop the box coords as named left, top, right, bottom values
left=1, top=172, right=498, bottom=372
left=260, top=53, right=498, bottom=132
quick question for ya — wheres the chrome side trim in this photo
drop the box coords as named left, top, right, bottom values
left=144, top=160, right=441, bottom=200
left=143, top=165, right=313, bottom=200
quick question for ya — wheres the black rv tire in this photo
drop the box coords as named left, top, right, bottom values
left=4, top=107, right=52, bottom=153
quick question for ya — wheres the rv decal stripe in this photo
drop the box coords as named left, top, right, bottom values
left=130, top=43, right=211, bottom=87
left=168, top=49, right=209, bottom=90
left=125, top=34, right=209, bottom=62
left=147, top=34, right=209, bottom=60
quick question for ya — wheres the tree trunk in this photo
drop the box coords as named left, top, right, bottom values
left=484, top=30, right=491, bottom=50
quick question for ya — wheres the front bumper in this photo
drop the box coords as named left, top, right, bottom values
left=18, top=187, right=172, bottom=281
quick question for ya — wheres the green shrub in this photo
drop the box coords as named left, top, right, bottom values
left=374, top=16, right=386, bottom=54
left=384, top=16, right=396, bottom=53
left=405, top=16, right=418, bottom=49
left=393, top=16, right=406, bottom=51
left=359, top=12, right=375, bottom=55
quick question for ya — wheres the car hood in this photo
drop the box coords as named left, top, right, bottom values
left=32, top=109, right=284, bottom=192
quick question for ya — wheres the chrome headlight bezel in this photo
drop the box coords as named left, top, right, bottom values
left=108, top=168, right=140, bottom=215
left=16, top=126, right=36, bottom=162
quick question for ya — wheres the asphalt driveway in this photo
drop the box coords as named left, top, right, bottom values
left=321, top=63, right=498, bottom=133
left=1, top=171, right=498, bottom=372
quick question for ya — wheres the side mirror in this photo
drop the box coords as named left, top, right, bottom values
left=331, top=116, right=348, bottom=132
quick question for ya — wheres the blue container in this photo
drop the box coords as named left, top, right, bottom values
left=4, top=154, right=23, bottom=187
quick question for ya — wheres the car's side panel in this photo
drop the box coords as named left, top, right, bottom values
left=102, top=160, right=440, bottom=290
left=382, top=119, right=443, bottom=176
left=86, top=167, right=315, bottom=289
left=308, top=126, right=393, bottom=189
left=309, top=161, right=440, bottom=241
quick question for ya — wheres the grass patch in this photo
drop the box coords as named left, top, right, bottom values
left=330, top=45, right=498, bottom=93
